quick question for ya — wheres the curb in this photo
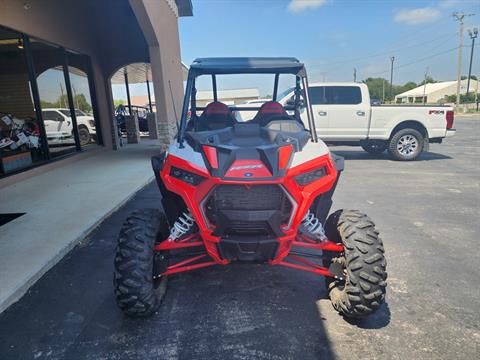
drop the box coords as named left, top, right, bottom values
left=0, top=176, right=154, bottom=314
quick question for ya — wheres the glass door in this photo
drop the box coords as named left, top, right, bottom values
left=30, top=39, right=80, bottom=157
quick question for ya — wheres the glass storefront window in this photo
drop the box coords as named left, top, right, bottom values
left=0, top=28, right=48, bottom=176
left=0, top=25, right=102, bottom=178
left=66, top=52, right=101, bottom=148
left=30, top=39, right=78, bottom=157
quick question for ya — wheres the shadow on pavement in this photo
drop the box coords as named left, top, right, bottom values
left=0, top=183, right=342, bottom=360
left=343, top=302, right=391, bottom=329
left=330, top=149, right=452, bottom=161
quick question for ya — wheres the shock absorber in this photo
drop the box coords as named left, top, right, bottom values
left=169, top=212, right=196, bottom=241
left=300, top=210, right=327, bottom=241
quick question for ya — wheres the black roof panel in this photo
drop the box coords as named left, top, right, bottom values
left=189, top=57, right=306, bottom=76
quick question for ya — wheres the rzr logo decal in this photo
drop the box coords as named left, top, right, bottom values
left=229, top=164, right=264, bottom=171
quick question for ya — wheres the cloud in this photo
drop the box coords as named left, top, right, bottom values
left=393, top=7, right=442, bottom=25
left=438, top=0, right=463, bottom=8
left=288, top=0, right=327, bottom=13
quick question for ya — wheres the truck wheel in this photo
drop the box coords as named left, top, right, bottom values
left=323, top=210, right=387, bottom=318
left=114, top=208, right=170, bottom=317
left=388, top=128, right=424, bottom=161
left=78, top=126, right=91, bottom=146
left=360, top=140, right=387, bottom=154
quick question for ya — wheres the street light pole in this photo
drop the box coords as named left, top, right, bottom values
left=467, top=28, right=478, bottom=97
left=389, top=56, right=395, bottom=103
left=353, top=67, right=357, bottom=82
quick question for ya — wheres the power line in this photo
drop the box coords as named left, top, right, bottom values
left=316, top=32, right=457, bottom=69
left=366, top=46, right=460, bottom=77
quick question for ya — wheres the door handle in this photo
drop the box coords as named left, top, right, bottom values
left=356, top=111, right=366, bottom=116
left=318, top=111, right=327, bottom=116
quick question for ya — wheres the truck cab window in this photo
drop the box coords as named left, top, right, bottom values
left=309, top=86, right=362, bottom=105
left=309, top=86, right=327, bottom=105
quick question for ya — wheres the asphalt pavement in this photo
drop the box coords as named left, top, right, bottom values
left=0, top=116, right=478, bottom=360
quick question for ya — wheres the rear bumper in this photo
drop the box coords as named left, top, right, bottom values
left=446, top=129, right=456, bottom=138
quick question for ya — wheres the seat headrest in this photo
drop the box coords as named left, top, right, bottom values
left=258, top=101, right=286, bottom=115
left=203, top=101, right=230, bottom=115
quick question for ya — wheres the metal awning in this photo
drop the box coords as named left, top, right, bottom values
left=110, top=62, right=189, bottom=84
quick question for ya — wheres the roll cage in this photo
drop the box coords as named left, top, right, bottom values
left=177, top=57, right=318, bottom=145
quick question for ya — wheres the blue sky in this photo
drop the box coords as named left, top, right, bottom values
left=178, top=0, right=479, bottom=94
left=112, top=0, right=479, bottom=99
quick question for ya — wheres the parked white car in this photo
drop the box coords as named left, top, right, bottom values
left=42, top=108, right=96, bottom=146
left=236, top=83, right=455, bottom=160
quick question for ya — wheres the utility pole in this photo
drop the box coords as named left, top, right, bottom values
left=453, top=12, right=474, bottom=106
left=60, top=82, right=65, bottom=108
left=72, top=86, right=79, bottom=110
left=319, top=72, right=327, bottom=82
left=353, top=68, right=357, bottom=82
left=467, top=27, right=478, bottom=97
left=389, top=56, right=395, bottom=103
left=423, top=67, right=429, bottom=105
left=382, top=79, right=385, bottom=103
left=476, top=75, right=479, bottom=111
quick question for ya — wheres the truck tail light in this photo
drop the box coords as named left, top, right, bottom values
left=446, top=111, right=454, bottom=129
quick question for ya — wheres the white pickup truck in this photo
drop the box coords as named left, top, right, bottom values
left=42, top=108, right=96, bottom=146
left=237, top=82, right=456, bottom=160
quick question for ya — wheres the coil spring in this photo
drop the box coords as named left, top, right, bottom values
left=300, top=210, right=327, bottom=241
left=169, top=212, right=196, bottom=241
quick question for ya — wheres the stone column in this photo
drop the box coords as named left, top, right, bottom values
left=129, top=0, right=185, bottom=150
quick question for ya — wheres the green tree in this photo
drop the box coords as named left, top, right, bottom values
left=40, top=93, right=92, bottom=114
left=444, top=93, right=477, bottom=103
left=418, top=76, right=436, bottom=86
left=363, top=77, right=389, bottom=101
left=362, top=77, right=418, bottom=102
left=73, top=93, right=92, bottom=114
left=461, top=75, right=478, bottom=80
left=396, top=81, right=418, bottom=94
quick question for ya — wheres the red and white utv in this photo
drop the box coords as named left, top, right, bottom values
left=114, top=58, right=387, bottom=319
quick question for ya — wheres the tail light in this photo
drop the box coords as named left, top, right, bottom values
left=446, top=111, right=454, bottom=129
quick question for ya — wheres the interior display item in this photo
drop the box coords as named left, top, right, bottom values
left=16, top=132, right=29, bottom=146
left=0, top=151, right=32, bottom=173
left=1, top=114, right=13, bottom=126
left=0, top=138, right=14, bottom=148
left=28, top=136, right=39, bottom=148
left=0, top=113, right=41, bottom=151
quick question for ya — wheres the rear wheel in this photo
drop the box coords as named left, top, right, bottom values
left=323, top=209, right=387, bottom=318
left=78, top=126, right=91, bottom=146
left=388, top=128, right=424, bottom=161
left=114, top=208, right=169, bottom=317
left=360, top=140, right=387, bottom=154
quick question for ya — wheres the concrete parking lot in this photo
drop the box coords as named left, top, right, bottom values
left=0, top=116, right=478, bottom=360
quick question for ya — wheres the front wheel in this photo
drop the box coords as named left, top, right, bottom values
left=78, top=126, right=91, bottom=146
left=114, top=208, right=169, bottom=317
left=323, top=210, right=387, bottom=318
left=388, top=128, right=424, bottom=161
